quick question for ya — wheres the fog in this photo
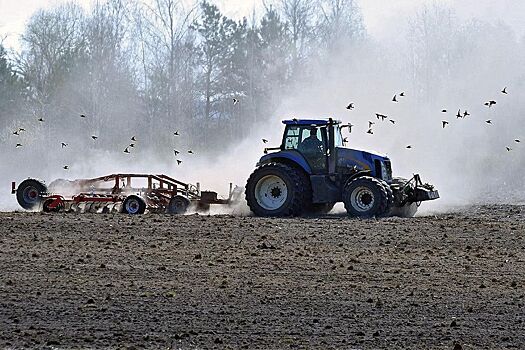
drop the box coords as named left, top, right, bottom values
left=1, top=0, right=524, bottom=213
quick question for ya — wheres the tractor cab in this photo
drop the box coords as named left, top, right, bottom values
left=277, top=119, right=391, bottom=182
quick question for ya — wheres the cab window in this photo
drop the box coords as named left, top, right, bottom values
left=283, top=126, right=300, bottom=150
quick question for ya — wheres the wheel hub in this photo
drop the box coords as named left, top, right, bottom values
left=23, top=187, right=39, bottom=203
left=254, top=175, right=288, bottom=211
left=350, top=186, right=375, bottom=212
left=270, top=186, right=282, bottom=198
left=126, top=199, right=140, bottom=214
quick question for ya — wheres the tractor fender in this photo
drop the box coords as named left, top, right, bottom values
left=343, top=170, right=372, bottom=187
left=258, top=151, right=312, bottom=174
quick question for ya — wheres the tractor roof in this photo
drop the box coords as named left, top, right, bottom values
left=282, top=118, right=342, bottom=125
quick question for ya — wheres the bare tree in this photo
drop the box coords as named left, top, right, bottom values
left=317, top=0, right=365, bottom=51
left=280, top=0, right=315, bottom=74
left=407, top=4, right=457, bottom=99
left=19, top=2, right=86, bottom=111
left=138, top=0, right=198, bottom=139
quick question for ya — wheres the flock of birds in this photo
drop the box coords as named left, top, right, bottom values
left=9, top=90, right=518, bottom=170
left=10, top=113, right=199, bottom=171
left=341, top=86, right=518, bottom=152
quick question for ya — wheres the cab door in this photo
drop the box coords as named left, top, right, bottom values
left=282, top=125, right=328, bottom=174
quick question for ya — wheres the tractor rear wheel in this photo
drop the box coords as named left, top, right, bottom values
left=343, top=176, right=391, bottom=218
left=245, top=163, right=310, bottom=217
left=16, top=179, right=48, bottom=210
left=122, top=195, right=146, bottom=215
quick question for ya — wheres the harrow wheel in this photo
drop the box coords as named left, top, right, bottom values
left=16, top=179, right=48, bottom=210
left=168, top=196, right=190, bottom=214
left=122, top=195, right=146, bottom=215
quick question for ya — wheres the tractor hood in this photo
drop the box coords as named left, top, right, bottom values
left=336, top=147, right=391, bottom=177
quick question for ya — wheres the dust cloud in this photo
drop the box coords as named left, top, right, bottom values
left=1, top=0, right=525, bottom=214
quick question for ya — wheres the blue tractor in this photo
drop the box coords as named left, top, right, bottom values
left=245, top=118, right=439, bottom=217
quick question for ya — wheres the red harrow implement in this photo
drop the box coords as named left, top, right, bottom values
left=12, top=174, right=238, bottom=214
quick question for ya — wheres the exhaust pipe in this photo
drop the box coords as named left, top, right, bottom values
left=11, top=182, right=16, bottom=194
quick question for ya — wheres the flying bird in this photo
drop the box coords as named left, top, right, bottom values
left=233, top=98, right=239, bottom=105
left=442, top=109, right=447, bottom=113
left=16, top=143, right=22, bottom=148
left=124, top=147, right=130, bottom=154
left=406, top=145, right=412, bottom=149
left=91, top=135, right=98, bottom=140
left=38, top=117, right=44, bottom=122
left=129, top=143, right=135, bottom=148
left=61, top=142, right=68, bottom=148
left=367, top=129, right=374, bottom=135
left=176, top=160, right=182, bottom=165
left=502, top=87, right=508, bottom=94
left=346, top=103, right=354, bottom=110
left=485, top=100, right=496, bottom=108
left=515, top=139, right=521, bottom=143
left=486, top=120, right=492, bottom=124
left=506, top=147, right=512, bottom=152
left=389, top=119, right=396, bottom=124
left=400, top=92, right=405, bottom=97
left=63, top=165, right=69, bottom=170
left=456, top=110, right=462, bottom=119
left=376, top=113, right=387, bottom=121
left=13, top=130, right=20, bottom=136
left=463, top=110, right=470, bottom=117
left=187, top=150, right=194, bottom=154
left=262, top=139, right=269, bottom=143
left=392, top=95, right=398, bottom=102
left=368, top=121, right=375, bottom=128
left=174, top=131, right=179, bottom=136
left=80, top=114, right=87, bottom=118
left=442, top=121, right=449, bottom=128
left=131, top=136, right=136, bottom=141
left=173, top=150, right=180, bottom=156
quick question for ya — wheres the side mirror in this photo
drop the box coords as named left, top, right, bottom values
left=340, top=123, right=354, bottom=134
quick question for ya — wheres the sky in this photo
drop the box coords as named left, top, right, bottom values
left=2, top=0, right=524, bottom=51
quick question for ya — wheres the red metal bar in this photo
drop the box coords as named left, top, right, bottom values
left=46, top=195, right=65, bottom=209
left=73, top=194, right=120, bottom=203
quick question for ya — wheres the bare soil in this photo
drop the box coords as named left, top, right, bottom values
left=0, top=206, right=524, bottom=349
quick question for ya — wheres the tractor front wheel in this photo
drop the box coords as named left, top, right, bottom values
left=245, top=163, right=310, bottom=217
left=343, top=176, right=391, bottom=218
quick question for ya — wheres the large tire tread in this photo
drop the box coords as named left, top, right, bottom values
left=343, top=176, right=391, bottom=218
left=245, top=162, right=311, bottom=217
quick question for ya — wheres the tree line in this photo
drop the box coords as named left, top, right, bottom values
left=0, top=0, right=365, bottom=155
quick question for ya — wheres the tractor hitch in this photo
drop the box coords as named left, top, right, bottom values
left=394, top=174, right=439, bottom=206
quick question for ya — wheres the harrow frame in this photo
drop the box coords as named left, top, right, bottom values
left=12, top=173, right=236, bottom=214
